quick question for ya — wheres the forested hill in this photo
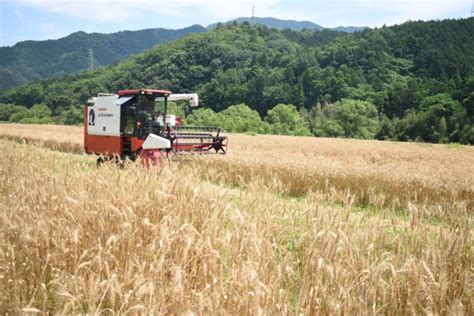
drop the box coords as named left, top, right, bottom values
left=207, top=17, right=325, bottom=31
left=1, top=18, right=473, bottom=143
left=0, top=17, right=365, bottom=91
left=207, top=16, right=367, bottom=33
left=0, top=25, right=206, bottom=90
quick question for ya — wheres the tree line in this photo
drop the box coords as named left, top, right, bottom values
left=0, top=18, right=473, bottom=143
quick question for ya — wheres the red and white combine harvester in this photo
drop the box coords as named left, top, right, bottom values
left=84, top=89, right=227, bottom=166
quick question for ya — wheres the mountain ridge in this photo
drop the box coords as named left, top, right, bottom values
left=0, top=25, right=207, bottom=90
left=207, top=17, right=367, bottom=32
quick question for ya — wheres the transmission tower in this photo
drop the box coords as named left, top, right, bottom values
left=252, top=3, right=255, bottom=19
left=88, top=48, right=94, bottom=70
left=471, top=0, right=474, bottom=17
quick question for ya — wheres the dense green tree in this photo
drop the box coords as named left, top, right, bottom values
left=219, top=104, right=264, bottom=133
left=265, top=104, right=311, bottom=136
left=9, top=104, right=53, bottom=124
left=383, top=77, right=422, bottom=118
left=54, top=106, right=83, bottom=125
left=0, top=104, right=28, bottom=121
left=376, top=114, right=397, bottom=140
left=166, top=101, right=187, bottom=119
left=313, top=99, right=380, bottom=139
left=186, top=108, right=221, bottom=127
left=459, top=75, right=474, bottom=120
left=394, top=93, right=468, bottom=143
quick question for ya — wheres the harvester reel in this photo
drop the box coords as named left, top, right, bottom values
left=211, top=136, right=226, bottom=154
left=210, top=128, right=226, bottom=154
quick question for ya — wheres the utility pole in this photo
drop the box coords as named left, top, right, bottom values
left=88, top=48, right=94, bottom=70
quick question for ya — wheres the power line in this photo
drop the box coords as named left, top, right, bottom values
left=88, top=48, right=94, bottom=70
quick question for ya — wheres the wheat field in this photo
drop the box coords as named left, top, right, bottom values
left=0, top=124, right=473, bottom=314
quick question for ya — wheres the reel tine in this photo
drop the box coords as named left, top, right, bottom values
left=170, top=125, right=227, bottom=155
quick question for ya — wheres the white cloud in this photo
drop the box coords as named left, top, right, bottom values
left=16, top=0, right=279, bottom=22
left=266, top=0, right=470, bottom=27
left=16, top=0, right=470, bottom=26
left=349, top=0, right=469, bottom=25
left=13, top=8, right=28, bottom=22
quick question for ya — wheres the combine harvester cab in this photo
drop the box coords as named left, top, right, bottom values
left=84, top=89, right=227, bottom=166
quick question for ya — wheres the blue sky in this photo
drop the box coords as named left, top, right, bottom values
left=0, top=0, right=471, bottom=46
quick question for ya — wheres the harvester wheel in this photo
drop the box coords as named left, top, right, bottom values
left=96, top=156, right=106, bottom=166
left=96, top=155, right=128, bottom=168
left=211, top=137, right=226, bottom=154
